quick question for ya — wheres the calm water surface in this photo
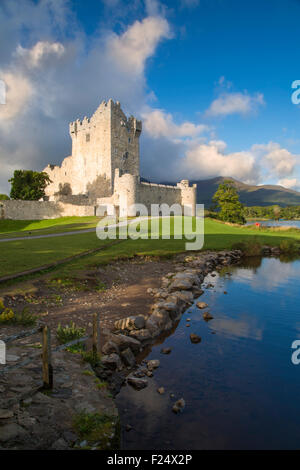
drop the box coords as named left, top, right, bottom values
left=246, top=219, right=300, bottom=228
left=116, top=256, right=300, bottom=450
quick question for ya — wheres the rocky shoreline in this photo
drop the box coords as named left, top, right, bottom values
left=96, top=249, right=243, bottom=395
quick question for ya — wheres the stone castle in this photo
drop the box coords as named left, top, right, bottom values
left=43, top=99, right=196, bottom=217
left=1, top=99, right=196, bottom=220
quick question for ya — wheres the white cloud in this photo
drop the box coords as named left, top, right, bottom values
left=253, top=142, right=298, bottom=177
left=142, top=108, right=209, bottom=139
left=109, top=16, right=171, bottom=75
left=0, top=71, right=34, bottom=120
left=206, top=91, right=265, bottom=117
left=16, top=41, right=65, bottom=68
left=278, top=178, right=300, bottom=190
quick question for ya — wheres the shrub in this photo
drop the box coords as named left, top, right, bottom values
left=73, top=411, right=116, bottom=448
left=279, top=239, right=299, bottom=254
left=56, top=321, right=86, bottom=344
left=0, top=302, right=37, bottom=326
left=0, top=194, right=9, bottom=200
left=81, top=350, right=102, bottom=368
left=232, top=239, right=262, bottom=256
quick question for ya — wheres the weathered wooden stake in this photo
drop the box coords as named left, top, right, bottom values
left=92, top=312, right=100, bottom=357
left=42, top=325, right=53, bottom=389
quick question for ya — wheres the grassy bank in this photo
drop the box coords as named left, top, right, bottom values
left=0, top=216, right=300, bottom=280
left=0, top=216, right=100, bottom=239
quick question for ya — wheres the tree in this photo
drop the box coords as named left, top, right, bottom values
left=212, top=180, right=246, bottom=224
left=9, top=170, right=52, bottom=201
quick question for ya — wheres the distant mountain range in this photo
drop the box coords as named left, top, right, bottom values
left=192, top=177, right=300, bottom=207
left=141, top=176, right=300, bottom=207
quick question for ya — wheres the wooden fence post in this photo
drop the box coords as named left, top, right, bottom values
left=42, top=325, right=53, bottom=389
left=92, top=313, right=100, bottom=358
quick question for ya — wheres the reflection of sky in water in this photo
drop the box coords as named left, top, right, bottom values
left=117, top=256, right=300, bottom=450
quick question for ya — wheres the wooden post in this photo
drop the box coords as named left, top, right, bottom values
left=42, top=325, right=53, bottom=389
left=92, top=313, right=100, bottom=358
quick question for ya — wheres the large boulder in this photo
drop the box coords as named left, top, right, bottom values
left=102, top=340, right=119, bottom=355
left=114, top=315, right=145, bottom=331
left=110, top=334, right=141, bottom=354
left=127, top=376, right=148, bottom=390
left=101, top=353, right=122, bottom=370
left=129, top=329, right=152, bottom=342
left=120, top=348, right=136, bottom=367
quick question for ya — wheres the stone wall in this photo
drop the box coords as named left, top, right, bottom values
left=0, top=200, right=95, bottom=220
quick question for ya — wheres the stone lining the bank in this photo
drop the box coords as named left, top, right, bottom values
left=98, top=250, right=243, bottom=388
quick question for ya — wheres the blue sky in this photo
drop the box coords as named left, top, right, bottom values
left=0, top=0, right=300, bottom=193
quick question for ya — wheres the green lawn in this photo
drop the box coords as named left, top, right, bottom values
left=0, top=217, right=299, bottom=279
left=0, top=216, right=101, bottom=239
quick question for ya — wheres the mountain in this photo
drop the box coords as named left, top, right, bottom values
left=191, top=177, right=300, bottom=207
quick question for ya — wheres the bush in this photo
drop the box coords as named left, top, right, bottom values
left=0, top=194, right=9, bottom=200
left=0, top=300, right=37, bottom=326
left=279, top=239, right=299, bottom=254
left=56, top=321, right=86, bottom=344
left=232, top=239, right=262, bottom=256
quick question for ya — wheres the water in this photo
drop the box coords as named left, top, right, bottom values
left=116, top=256, right=300, bottom=450
left=246, top=219, right=300, bottom=228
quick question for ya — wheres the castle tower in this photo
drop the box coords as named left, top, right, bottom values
left=44, top=99, right=142, bottom=200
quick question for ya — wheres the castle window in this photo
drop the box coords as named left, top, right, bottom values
left=128, top=138, right=131, bottom=143
left=86, top=133, right=90, bottom=142
left=122, top=151, right=128, bottom=160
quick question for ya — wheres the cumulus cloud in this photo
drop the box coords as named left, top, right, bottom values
left=252, top=142, right=298, bottom=177
left=16, top=41, right=65, bottom=68
left=0, top=0, right=172, bottom=193
left=206, top=91, right=265, bottom=117
left=277, top=178, right=300, bottom=190
left=141, top=108, right=209, bottom=139
left=109, top=16, right=171, bottom=75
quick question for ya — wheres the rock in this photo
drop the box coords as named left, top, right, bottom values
left=190, top=333, right=201, bottom=344
left=170, top=278, right=193, bottom=291
left=0, top=409, right=14, bottom=419
left=110, top=334, right=141, bottom=354
left=153, top=301, right=178, bottom=313
left=196, top=301, right=208, bottom=309
left=172, top=290, right=193, bottom=304
left=172, top=398, right=185, bottom=414
left=0, top=423, right=26, bottom=442
left=102, top=340, right=119, bottom=355
left=146, top=314, right=162, bottom=338
left=114, top=315, right=145, bottom=331
left=160, top=347, right=172, bottom=354
left=129, top=329, right=152, bottom=342
left=147, top=359, right=160, bottom=371
left=193, top=288, right=204, bottom=298
left=127, top=376, right=148, bottom=390
left=6, top=354, right=20, bottom=362
left=157, top=387, right=165, bottom=395
left=146, top=371, right=153, bottom=377
left=101, top=353, right=122, bottom=370
left=120, top=348, right=136, bottom=367
left=186, top=324, right=190, bottom=327
left=203, top=312, right=214, bottom=321
left=52, top=438, right=69, bottom=450
left=224, top=291, right=227, bottom=294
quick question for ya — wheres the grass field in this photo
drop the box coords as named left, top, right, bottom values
left=0, top=217, right=299, bottom=279
left=0, top=216, right=100, bottom=239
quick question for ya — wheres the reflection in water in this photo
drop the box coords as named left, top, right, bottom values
left=116, top=257, right=300, bottom=450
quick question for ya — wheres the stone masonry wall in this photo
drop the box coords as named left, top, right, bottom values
left=0, top=201, right=95, bottom=220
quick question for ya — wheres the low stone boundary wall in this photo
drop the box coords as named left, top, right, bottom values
left=0, top=200, right=95, bottom=220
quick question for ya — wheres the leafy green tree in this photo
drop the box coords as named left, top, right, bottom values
left=212, top=180, right=246, bottom=224
left=9, top=170, right=52, bottom=200
left=0, top=194, right=9, bottom=200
